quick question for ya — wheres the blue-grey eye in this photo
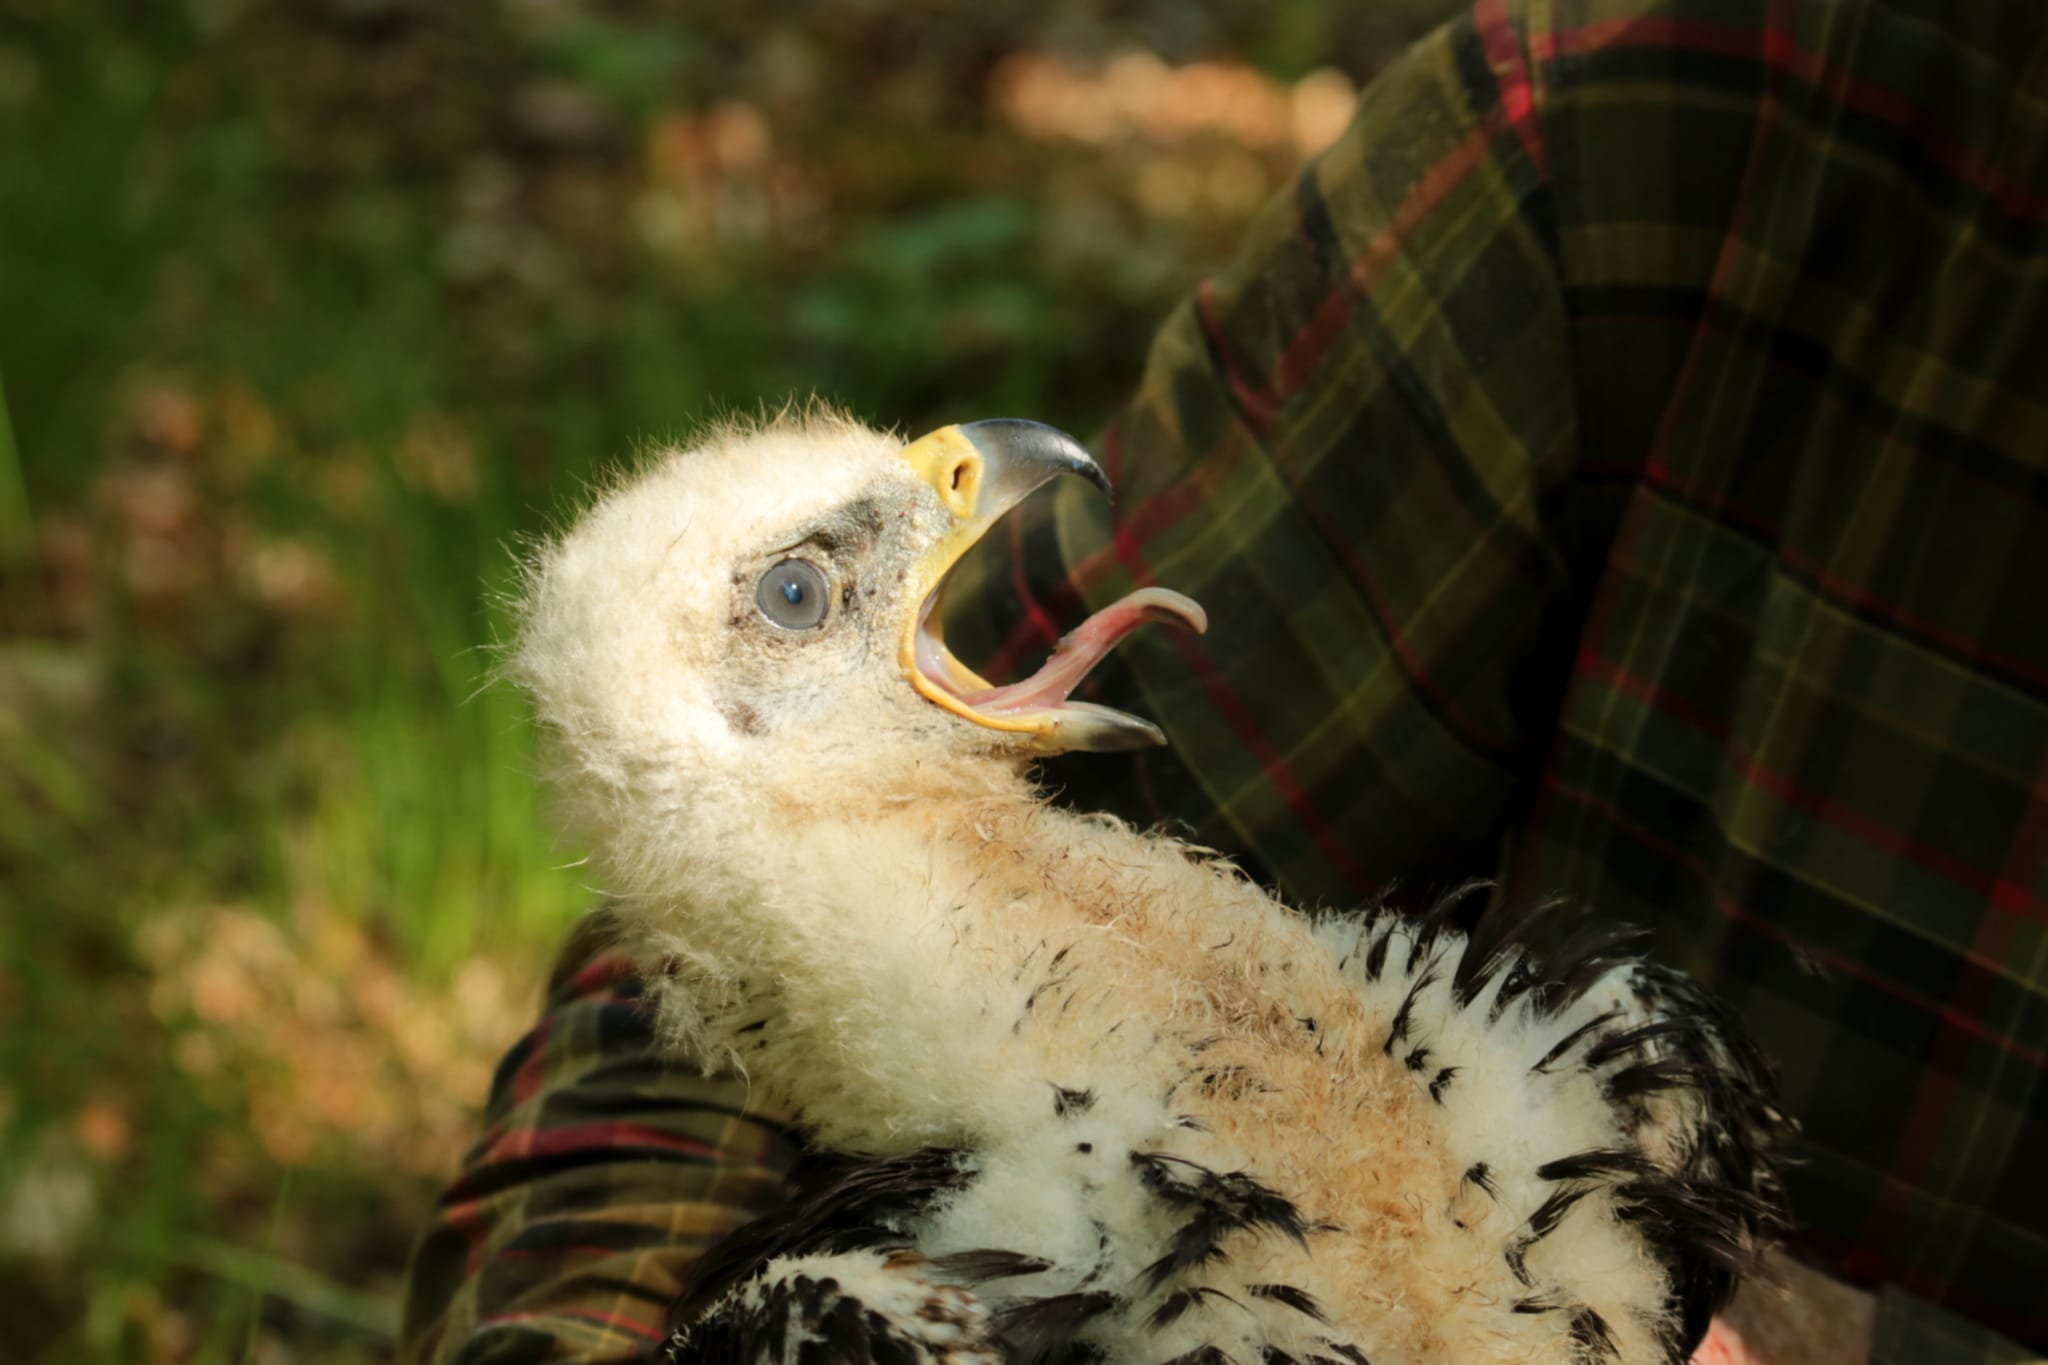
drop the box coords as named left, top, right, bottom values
left=755, top=559, right=831, bottom=630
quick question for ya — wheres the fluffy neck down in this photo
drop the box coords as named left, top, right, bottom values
left=611, top=789, right=1717, bottom=1364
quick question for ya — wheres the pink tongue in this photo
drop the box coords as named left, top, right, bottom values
left=963, top=587, right=1207, bottom=714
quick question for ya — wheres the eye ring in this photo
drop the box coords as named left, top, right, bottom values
left=755, top=558, right=831, bottom=630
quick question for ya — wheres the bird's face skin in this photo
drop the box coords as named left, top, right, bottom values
left=513, top=410, right=1203, bottom=839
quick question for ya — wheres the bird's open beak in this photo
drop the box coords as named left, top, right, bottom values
left=897, top=420, right=1206, bottom=753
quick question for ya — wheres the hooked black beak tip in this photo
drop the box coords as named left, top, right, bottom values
left=958, top=418, right=1112, bottom=501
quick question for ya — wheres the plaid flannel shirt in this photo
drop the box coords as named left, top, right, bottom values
left=401, top=0, right=2048, bottom=1359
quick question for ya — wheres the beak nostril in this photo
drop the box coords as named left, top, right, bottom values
left=950, top=462, right=967, bottom=492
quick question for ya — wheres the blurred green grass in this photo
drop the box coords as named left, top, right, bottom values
left=0, top=1, right=1452, bottom=1359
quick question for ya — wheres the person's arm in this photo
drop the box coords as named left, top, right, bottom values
left=399, top=910, right=799, bottom=1363
left=1707, top=1257, right=2044, bottom=1365
left=1700, top=1255, right=1878, bottom=1365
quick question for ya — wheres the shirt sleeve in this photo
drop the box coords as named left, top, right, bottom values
left=399, top=910, right=800, bottom=1364
left=946, top=0, right=1582, bottom=909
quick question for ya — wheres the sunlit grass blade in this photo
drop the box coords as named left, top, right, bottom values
left=0, top=369, right=28, bottom=564
left=177, top=1235, right=399, bottom=1344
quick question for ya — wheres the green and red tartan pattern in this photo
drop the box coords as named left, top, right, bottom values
left=400, top=918, right=801, bottom=1361
left=401, top=0, right=2046, bottom=1360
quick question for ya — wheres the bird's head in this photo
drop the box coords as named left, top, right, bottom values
left=510, top=408, right=1204, bottom=877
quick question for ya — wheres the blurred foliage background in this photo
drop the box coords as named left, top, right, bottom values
left=0, top=1, right=1456, bottom=1359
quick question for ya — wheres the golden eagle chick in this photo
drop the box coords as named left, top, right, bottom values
left=509, top=408, right=1782, bottom=1365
